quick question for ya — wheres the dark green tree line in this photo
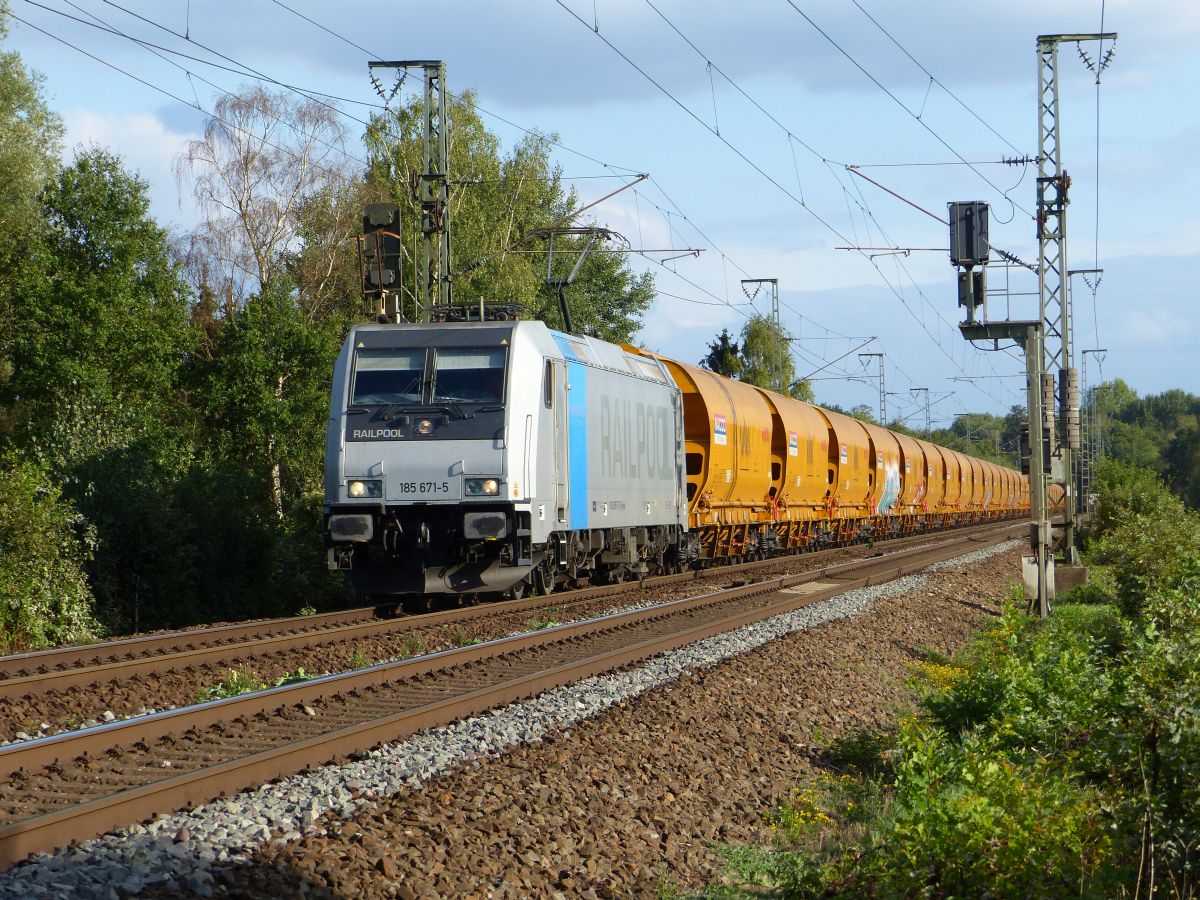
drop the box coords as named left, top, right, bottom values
left=0, top=51, right=659, bottom=646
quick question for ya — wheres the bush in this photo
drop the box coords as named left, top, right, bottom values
left=0, top=454, right=100, bottom=651
left=866, top=721, right=1113, bottom=899
left=714, top=462, right=1200, bottom=898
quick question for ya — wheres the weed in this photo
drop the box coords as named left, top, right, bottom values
left=400, top=633, right=426, bottom=659
left=819, top=726, right=896, bottom=780
left=297, top=605, right=317, bottom=617
left=912, top=643, right=952, bottom=665
left=274, top=667, right=316, bottom=687
left=525, top=617, right=562, bottom=631
left=450, top=628, right=482, bottom=647
left=652, top=867, right=683, bottom=899
left=347, top=649, right=371, bottom=670
left=199, top=668, right=266, bottom=702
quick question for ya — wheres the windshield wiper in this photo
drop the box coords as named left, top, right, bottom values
left=438, top=403, right=472, bottom=420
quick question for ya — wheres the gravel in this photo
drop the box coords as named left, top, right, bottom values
left=0, top=538, right=1022, bottom=899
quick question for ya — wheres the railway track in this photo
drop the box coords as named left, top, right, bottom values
left=0, top=520, right=1019, bottom=709
left=0, top=521, right=1020, bottom=868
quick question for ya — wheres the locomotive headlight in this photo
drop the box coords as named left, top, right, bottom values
left=347, top=479, right=382, bottom=498
left=416, top=418, right=434, bottom=435
left=464, top=477, right=500, bottom=496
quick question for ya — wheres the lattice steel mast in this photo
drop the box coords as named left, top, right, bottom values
left=1035, top=34, right=1115, bottom=561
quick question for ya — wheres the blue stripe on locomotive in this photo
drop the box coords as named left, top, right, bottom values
left=566, top=359, right=589, bottom=530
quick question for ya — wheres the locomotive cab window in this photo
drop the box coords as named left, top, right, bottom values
left=431, top=348, right=507, bottom=404
left=351, top=349, right=425, bottom=405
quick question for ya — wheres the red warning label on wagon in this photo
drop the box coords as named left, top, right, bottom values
left=788, top=431, right=799, bottom=456
left=714, top=414, right=727, bottom=446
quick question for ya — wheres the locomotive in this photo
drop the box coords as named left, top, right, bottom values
left=323, top=319, right=1028, bottom=599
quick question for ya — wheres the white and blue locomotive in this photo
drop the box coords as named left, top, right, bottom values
left=323, top=320, right=687, bottom=597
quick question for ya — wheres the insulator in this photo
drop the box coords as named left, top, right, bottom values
left=1059, top=368, right=1081, bottom=450
left=1041, top=373, right=1056, bottom=443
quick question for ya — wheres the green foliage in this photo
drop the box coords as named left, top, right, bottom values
left=199, top=668, right=266, bottom=701
left=6, top=148, right=193, bottom=435
left=700, top=316, right=813, bottom=401
left=870, top=723, right=1113, bottom=898
left=273, top=667, right=316, bottom=687
left=365, top=90, right=653, bottom=343
left=449, top=628, right=483, bottom=647
left=715, top=463, right=1200, bottom=897
left=1087, top=378, right=1200, bottom=508
left=737, top=315, right=813, bottom=401
left=0, top=6, right=62, bottom=276
left=1086, top=458, right=1200, bottom=617
left=0, top=454, right=100, bottom=651
left=400, top=633, right=426, bottom=659
left=699, top=328, right=743, bottom=379
left=190, top=276, right=342, bottom=512
left=525, top=617, right=563, bottom=631
left=347, top=649, right=370, bottom=670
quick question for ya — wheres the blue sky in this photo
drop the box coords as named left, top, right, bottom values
left=6, top=0, right=1198, bottom=424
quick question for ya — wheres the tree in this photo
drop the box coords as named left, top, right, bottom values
left=1165, top=429, right=1200, bottom=509
left=0, top=454, right=99, bottom=651
left=176, top=86, right=351, bottom=514
left=192, top=277, right=340, bottom=507
left=3, top=147, right=193, bottom=454
left=365, top=90, right=653, bottom=341
left=175, top=85, right=351, bottom=315
left=0, top=4, right=62, bottom=268
left=700, top=328, right=742, bottom=378
left=0, top=8, right=64, bottom=439
left=736, top=315, right=814, bottom=401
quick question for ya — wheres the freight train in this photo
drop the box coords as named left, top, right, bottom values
left=323, top=319, right=1028, bottom=599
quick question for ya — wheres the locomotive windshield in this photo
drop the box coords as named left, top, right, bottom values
left=431, top=348, right=506, bottom=404
left=350, top=346, right=507, bottom=407
left=351, top=349, right=425, bottom=405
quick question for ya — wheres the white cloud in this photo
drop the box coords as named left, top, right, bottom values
left=64, top=109, right=200, bottom=229
left=1119, top=307, right=1193, bottom=346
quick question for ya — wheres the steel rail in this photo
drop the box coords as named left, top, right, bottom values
left=0, top=523, right=1020, bottom=867
left=0, top=519, right=1020, bottom=702
left=0, top=607, right=385, bottom=679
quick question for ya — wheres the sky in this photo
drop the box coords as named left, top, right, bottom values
left=5, top=0, right=1198, bottom=428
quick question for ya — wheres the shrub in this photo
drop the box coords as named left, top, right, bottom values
left=714, top=463, right=1200, bottom=898
left=0, top=454, right=100, bottom=651
left=867, top=721, right=1114, bottom=899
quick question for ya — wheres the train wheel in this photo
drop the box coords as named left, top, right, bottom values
left=533, top=566, right=554, bottom=596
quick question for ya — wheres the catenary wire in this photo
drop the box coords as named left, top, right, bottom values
left=780, top=0, right=1031, bottom=222
left=847, top=0, right=1025, bottom=156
